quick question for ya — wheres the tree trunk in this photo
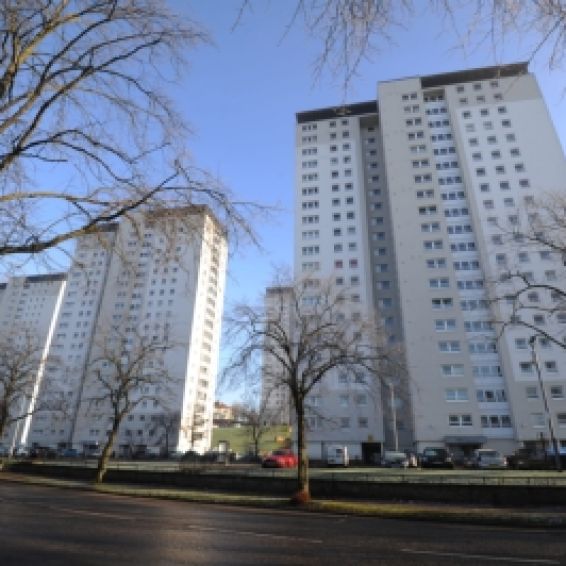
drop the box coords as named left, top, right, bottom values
left=0, top=402, right=8, bottom=439
left=95, top=425, right=118, bottom=484
left=295, top=403, right=310, bottom=501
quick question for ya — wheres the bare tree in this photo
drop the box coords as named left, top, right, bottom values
left=149, top=411, right=180, bottom=457
left=224, top=276, right=402, bottom=501
left=81, top=329, right=176, bottom=483
left=236, top=391, right=276, bottom=457
left=492, top=193, right=566, bottom=349
left=0, top=328, right=64, bottom=442
left=0, top=0, right=257, bottom=272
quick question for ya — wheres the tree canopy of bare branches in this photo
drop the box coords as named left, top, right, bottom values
left=0, top=0, right=257, bottom=271
left=0, top=328, right=63, bottom=442
left=493, top=193, right=566, bottom=349
left=239, top=1, right=566, bottom=93
left=224, top=276, right=403, bottom=499
left=81, top=328, right=176, bottom=482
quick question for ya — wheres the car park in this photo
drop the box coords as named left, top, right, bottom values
left=262, top=449, right=298, bottom=468
left=468, top=448, right=507, bottom=469
left=380, top=451, right=410, bottom=468
left=419, top=447, right=454, bottom=469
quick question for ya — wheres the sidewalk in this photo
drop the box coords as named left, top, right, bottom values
left=2, top=471, right=566, bottom=529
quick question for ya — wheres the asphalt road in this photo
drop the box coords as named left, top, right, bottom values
left=0, top=483, right=564, bottom=565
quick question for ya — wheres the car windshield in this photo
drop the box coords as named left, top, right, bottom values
left=480, top=450, right=498, bottom=457
left=424, top=448, right=444, bottom=456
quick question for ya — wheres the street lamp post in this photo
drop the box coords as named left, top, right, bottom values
left=529, top=335, right=562, bottom=472
left=389, top=381, right=399, bottom=452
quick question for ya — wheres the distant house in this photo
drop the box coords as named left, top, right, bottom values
left=213, top=402, right=234, bottom=427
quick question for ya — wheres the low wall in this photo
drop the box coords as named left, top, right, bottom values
left=6, top=462, right=566, bottom=507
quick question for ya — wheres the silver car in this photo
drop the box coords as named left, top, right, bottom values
left=471, top=448, right=507, bottom=469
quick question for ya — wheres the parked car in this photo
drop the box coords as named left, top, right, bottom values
left=180, top=450, right=201, bottom=463
left=381, top=451, right=409, bottom=468
left=262, top=449, right=298, bottom=468
left=59, top=448, right=80, bottom=458
left=420, top=447, right=454, bottom=469
left=167, top=450, right=186, bottom=460
left=468, top=449, right=507, bottom=469
left=0, top=444, right=10, bottom=457
left=235, top=453, right=263, bottom=464
left=30, top=446, right=58, bottom=459
left=13, top=445, right=30, bottom=458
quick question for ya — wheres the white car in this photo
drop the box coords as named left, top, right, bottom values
left=381, top=451, right=410, bottom=468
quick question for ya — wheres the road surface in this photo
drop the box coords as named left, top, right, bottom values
left=0, top=483, right=564, bottom=565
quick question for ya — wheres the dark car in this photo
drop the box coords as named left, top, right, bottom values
left=420, top=447, right=454, bottom=469
left=59, top=448, right=80, bottom=458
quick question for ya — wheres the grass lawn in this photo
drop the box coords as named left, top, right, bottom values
left=211, top=425, right=292, bottom=456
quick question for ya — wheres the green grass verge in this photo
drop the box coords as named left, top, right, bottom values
left=211, top=425, right=291, bottom=455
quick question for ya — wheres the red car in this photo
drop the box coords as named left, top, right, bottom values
left=262, top=449, right=298, bottom=468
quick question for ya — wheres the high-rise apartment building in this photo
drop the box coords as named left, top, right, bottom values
left=262, top=286, right=294, bottom=425
left=0, top=274, right=67, bottom=451
left=291, top=63, right=566, bottom=461
left=18, top=205, right=227, bottom=456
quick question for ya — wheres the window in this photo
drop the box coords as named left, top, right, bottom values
left=432, top=298, right=453, bottom=309
left=551, top=386, right=564, bottom=399
left=545, top=361, right=557, bottom=373
left=419, top=205, right=437, bottom=215
left=429, top=277, right=450, bottom=288
left=445, top=388, right=468, bottom=401
left=531, top=413, right=545, bottom=427
left=435, top=319, right=456, bottom=331
left=557, top=414, right=566, bottom=427
left=421, top=222, right=441, bottom=232
left=442, top=364, right=464, bottom=376
left=449, top=414, right=473, bottom=427
left=439, top=340, right=461, bottom=352
left=525, top=386, right=539, bottom=399
left=426, top=258, right=447, bottom=269
left=520, top=362, right=533, bottom=374
left=423, top=240, right=443, bottom=250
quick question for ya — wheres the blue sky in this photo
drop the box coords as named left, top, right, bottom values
left=171, top=2, right=565, bottom=400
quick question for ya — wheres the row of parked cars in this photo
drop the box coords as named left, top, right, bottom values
left=380, top=448, right=509, bottom=469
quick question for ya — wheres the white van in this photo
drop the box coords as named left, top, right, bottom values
left=326, top=445, right=349, bottom=467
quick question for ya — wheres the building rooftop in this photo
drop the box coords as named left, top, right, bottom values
left=296, top=101, right=377, bottom=124
left=297, top=62, right=529, bottom=122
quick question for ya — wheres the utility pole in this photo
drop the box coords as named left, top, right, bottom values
left=529, top=335, right=561, bottom=472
